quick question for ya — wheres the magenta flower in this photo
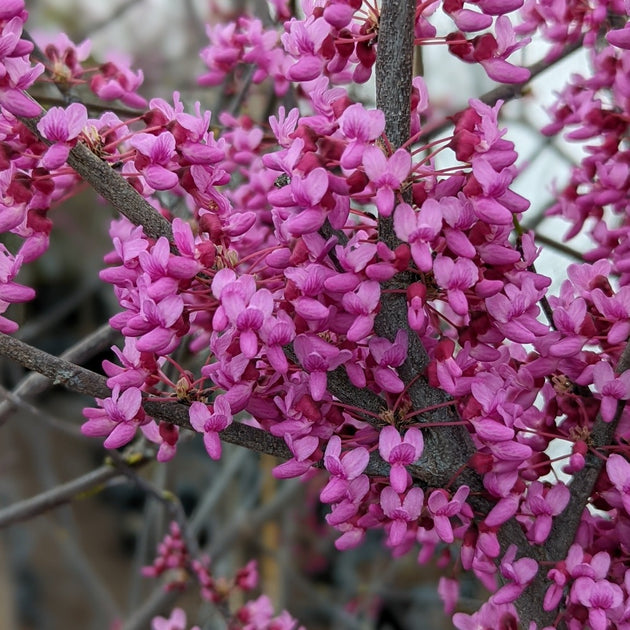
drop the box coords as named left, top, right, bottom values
left=260, top=311, right=296, bottom=373
left=141, top=421, right=179, bottom=463
left=278, top=167, right=330, bottom=236
left=479, top=16, right=531, bottom=84
left=189, top=396, right=233, bottom=460
left=129, top=132, right=179, bottom=190
left=368, top=330, right=408, bottom=393
left=485, top=278, right=549, bottom=343
left=520, top=481, right=570, bottom=544
left=438, top=577, right=459, bottom=616
left=281, top=16, right=330, bottom=81
left=607, top=26, right=630, bottom=50
left=90, top=55, right=147, bottom=108
left=294, top=334, right=352, bottom=401
left=592, top=362, right=630, bottom=422
left=379, top=425, right=424, bottom=493
left=453, top=601, right=519, bottom=630
left=363, top=147, right=412, bottom=217
left=272, top=434, right=319, bottom=479
left=326, top=475, right=370, bottom=526
left=380, top=486, right=424, bottom=547
left=433, top=255, right=478, bottom=316
left=427, top=486, right=471, bottom=544
left=36, top=102, right=87, bottom=169
left=606, top=454, right=630, bottom=515
left=393, top=200, right=442, bottom=272
left=0, top=56, right=44, bottom=117
left=571, top=576, right=624, bottom=630
left=590, top=286, right=630, bottom=345
left=0, top=15, right=31, bottom=61
left=81, top=385, right=147, bottom=449
left=152, top=608, right=199, bottom=630
left=0, top=245, right=35, bottom=333
left=491, top=544, right=538, bottom=605
left=123, top=291, right=184, bottom=355
left=321, top=436, right=369, bottom=503
left=338, top=104, right=385, bottom=169
left=342, top=280, right=380, bottom=341
left=212, top=269, right=274, bottom=358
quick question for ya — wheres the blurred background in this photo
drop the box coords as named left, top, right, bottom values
left=0, top=1, right=590, bottom=628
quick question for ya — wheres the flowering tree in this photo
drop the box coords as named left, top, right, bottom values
left=2, top=0, right=630, bottom=628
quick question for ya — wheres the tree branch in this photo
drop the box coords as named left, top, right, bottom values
left=18, top=115, right=174, bottom=243
left=0, top=323, right=119, bottom=427
left=0, top=333, right=399, bottom=480
left=0, top=465, right=121, bottom=529
left=515, top=342, right=630, bottom=628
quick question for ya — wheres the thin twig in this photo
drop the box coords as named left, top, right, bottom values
left=0, top=465, right=120, bottom=529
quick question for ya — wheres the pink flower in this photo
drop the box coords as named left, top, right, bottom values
left=211, top=269, right=274, bottom=358
left=380, top=486, right=424, bottom=547
left=368, top=330, right=408, bottom=393
left=81, top=385, right=147, bottom=449
left=485, top=278, right=549, bottom=343
left=592, top=362, right=630, bottom=422
left=294, top=334, right=352, bottom=401
left=342, top=280, right=380, bottom=341
left=393, top=200, right=442, bottom=272
left=90, top=55, right=147, bottom=108
left=438, top=577, right=459, bottom=615
left=272, top=434, right=319, bottom=479
left=152, top=608, right=200, bottom=630
left=433, top=255, right=478, bottom=316
left=571, top=577, right=624, bottom=630
left=36, top=102, right=87, bottom=169
left=606, top=454, right=630, bottom=515
left=491, top=544, right=538, bottom=605
left=453, top=601, right=519, bottom=630
left=189, top=396, right=233, bottom=460
left=379, top=425, right=424, bottom=493
left=129, top=132, right=179, bottom=190
left=427, top=486, right=471, bottom=543
left=269, top=167, right=330, bottom=236
left=479, top=16, right=531, bottom=84
left=363, top=147, right=412, bottom=217
left=0, top=245, right=35, bottom=333
left=281, top=16, right=330, bottom=81
left=520, top=481, right=570, bottom=544
left=141, top=420, right=179, bottom=463
left=0, top=56, right=44, bottom=117
left=321, top=436, right=369, bottom=503
left=606, top=26, right=630, bottom=50
left=338, top=103, right=384, bottom=169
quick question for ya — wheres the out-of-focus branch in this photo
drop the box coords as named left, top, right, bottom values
left=0, top=465, right=121, bottom=529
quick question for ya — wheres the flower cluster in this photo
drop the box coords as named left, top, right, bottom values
left=3, top=0, right=630, bottom=628
left=144, top=522, right=304, bottom=629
